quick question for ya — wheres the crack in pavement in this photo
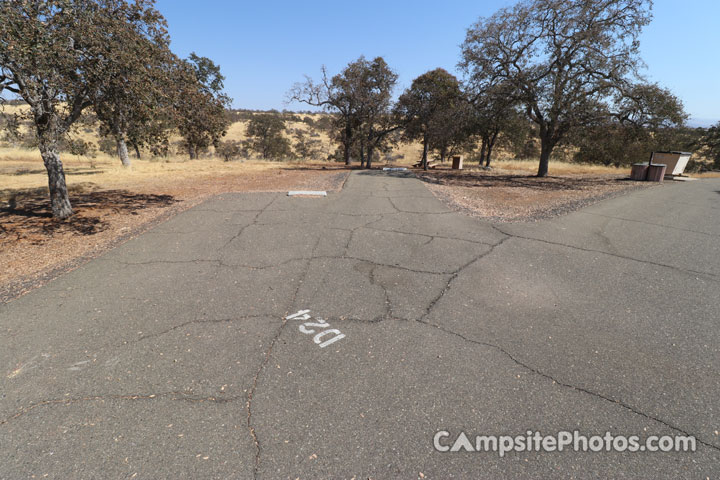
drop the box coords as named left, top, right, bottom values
left=311, top=255, right=456, bottom=276
left=420, top=235, right=511, bottom=322
left=0, top=391, right=245, bottom=427
left=386, top=196, right=403, bottom=214
left=109, top=259, right=224, bottom=269
left=246, top=317, right=288, bottom=480
left=368, top=265, right=392, bottom=319
left=492, top=226, right=720, bottom=282
left=109, top=252, right=466, bottom=277
left=248, top=218, right=499, bottom=248
left=245, top=225, right=327, bottom=480
left=109, top=257, right=307, bottom=272
left=385, top=195, right=455, bottom=215
left=121, top=315, right=270, bottom=347
left=593, top=217, right=619, bottom=256
left=361, top=224, right=499, bottom=246
left=0, top=314, right=279, bottom=440
left=220, top=195, right=281, bottom=250
left=412, top=317, right=720, bottom=453
left=580, top=211, right=720, bottom=238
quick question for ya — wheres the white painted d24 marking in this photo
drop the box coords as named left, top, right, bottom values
left=286, top=310, right=346, bottom=348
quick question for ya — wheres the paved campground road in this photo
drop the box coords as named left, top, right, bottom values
left=1, top=171, right=719, bottom=479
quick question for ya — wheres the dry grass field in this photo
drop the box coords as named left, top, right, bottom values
left=0, top=147, right=331, bottom=199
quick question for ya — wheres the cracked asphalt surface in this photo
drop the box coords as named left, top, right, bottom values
left=2, top=170, right=719, bottom=479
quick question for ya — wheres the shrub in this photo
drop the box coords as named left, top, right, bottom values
left=216, top=140, right=243, bottom=161
left=98, top=137, right=116, bottom=156
left=68, top=139, right=97, bottom=158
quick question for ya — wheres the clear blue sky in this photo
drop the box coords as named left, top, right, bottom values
left=156, top=0, right=720, bottom=126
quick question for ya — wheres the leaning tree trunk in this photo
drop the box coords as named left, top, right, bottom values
left=39, top=141, right=73, bottom=219
left=132, top=142, right=141, bottom=159
left=116, top=137, right=131, bottom=167
left=422, top=134, right=429, bottom=171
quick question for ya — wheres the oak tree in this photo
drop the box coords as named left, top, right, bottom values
left=462, top=0, right=654, bottom=176
left=246, top=114, right=292, bottom=159
left=0, top=0, right=168, bottom=218
left=352, top=57, right=399, bottom=169
left=289, top=56, right=397, bottom=167
left=468, top=85, right=527, bottom=168
left=396, top=68, right=467, bottom=170
left=700, top=122, right=720, bottom=170
left=573, top=83, right=687, bottom=166
left=292, top=130, right=324, bottom=160
left=93, top=22, right=173, bottom=167
left=173, top=54, right=231, bottom=159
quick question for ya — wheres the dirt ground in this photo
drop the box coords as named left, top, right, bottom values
left=0, top=164, right=348, bottom=302
left=416, top=166, right=652, bottom=222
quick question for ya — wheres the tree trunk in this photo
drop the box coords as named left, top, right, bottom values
left=117, top=137, right=131, bottom=167
left=486, top=131, right=499, bottom=168
left=188, top=144, right=198, bottom=160
left=537, top=136, right=554, bottom=177
left=360, top=144, right=365, bottom=169
left=39, top=142, right=73, bottom=219
left=344, top=124, right=352, bottom=166
left=479, top=138, right=487, bottom=166
left=366, top=145, right=373, bottom=169
left=343, top=142, right=351, bottom=166
left=422, top=134, right=429, bottom=171
left=132, top=142, right=141, bottom=159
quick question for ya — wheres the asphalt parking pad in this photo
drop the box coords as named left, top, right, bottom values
left=295, top=258, right=389, bottom=321
left=369, top=211, right=506, bottom=245
left=427, top=235, right=720, bottom=446
left=348, top=227, right=493, bottom=274
left=221, top=223, right=321, bottom=268
left=193, top=192, right=279, bottom=212
left=251, top=318, right=716, bottom=478
left=4, top=398, right=255, bottom=478
left=2, top=316, right=276, bottom=424
left=3, top=171, right=719, bottom=478
left=370, top=265, right=452, bottom=320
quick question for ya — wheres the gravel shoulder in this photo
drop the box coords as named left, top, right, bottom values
left=416, top=167, right=654, bottom=222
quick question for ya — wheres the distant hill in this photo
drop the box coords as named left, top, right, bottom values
left=687, top=118, right=718, bottom=128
